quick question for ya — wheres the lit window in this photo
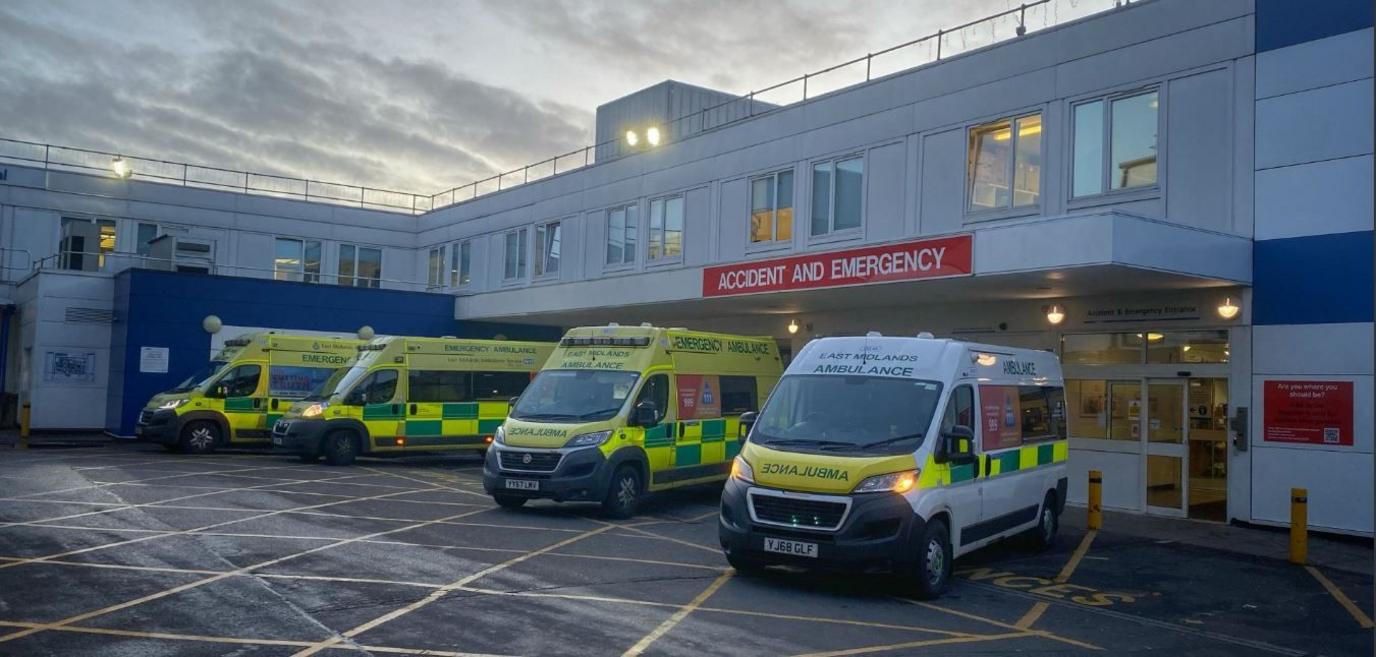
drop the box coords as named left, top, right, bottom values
left=1073, top=89, right=1158, bottom=197
left=968, top=113, right=1041, bottom=212
left=750, top=170, right=794, bottom=244
left=338, top=243, right=382, bottom=288
left=275, top=238, right=321, bottom=283
left=648, top=195, right=683, bottom=261
left=504, top=228, right=528, bottom=280
left=605, top=203, right=638, bottom=266
left=58, top=217, right=117, bottom=270
left=535, top=221, right=561, bottom=277
left=811, top=155, right=863, bottom=237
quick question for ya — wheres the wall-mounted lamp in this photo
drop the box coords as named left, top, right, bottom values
left=1045, top=304, right=1065, bottom=325
left=1217, top=297, right=1240, bottom=320
left=787, top=319, right=799, bottom=335
left=202, top=315, right=222, bottom=334
left=646, top=126, right=661, bottom=146
left=111, top=156, right=132, bottom=179
left=357, top=325, right=375, bottom=340
left=624, top=130, right=639, bottom=147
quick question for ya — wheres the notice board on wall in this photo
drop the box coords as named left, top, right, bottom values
left=1262, top=380, right=1353, bottom=446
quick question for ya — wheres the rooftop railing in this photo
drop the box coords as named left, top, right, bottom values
left=0, top=0, right=1132, bottom=217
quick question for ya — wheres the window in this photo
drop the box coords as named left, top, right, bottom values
left=338, top=244, right=383, bottom=288
left=408, top=370, right=471, bottom=403
left=1066, top=379, right=1141, bottom=441
left=968, top=113, right=1042, bottom=212
left=811, top=155, right=863, bottom=237
left=274, top=238, right=321, bottom=283
left=345, top=369, right=398, bottom=405
left=940, top=385, right=976, bottom=435
left=750, top=170, right=794, bottom=244
left=1072, top=89, right=1159, bottom=197
left=535, top=221, right=561, bottom=277
left=60, top=217, right=117, bottom=270
left=1061, top=333, right=1145, bottom=365
left=979, top=385, right=1066, bottom=451
left=1146, top=330, right=1229, bottom=364
left=503, top=228, right=528, bottom=280
left=136, top=222, right=159, bottom=257
left=634, top=373, right=669, bottom=425
left=648, top=196, right=684, bottom=261
left=474, top=371, right=532, bottom=400
left=268, top=366, right=337, bottom=399
left=428, top=245, right=447, bottom=288
left=718, top=376, right=759, bottom=414
left=605, top=203, right=638, bottom=266
left=451, top=240, right=472, bottom=287
left=210, top=364, right=261, bottom=399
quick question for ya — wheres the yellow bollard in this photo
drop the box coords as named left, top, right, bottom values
left=19, top=402, right=31, bottom=449
left=1087, top=470, right=1102, bottom=530
left=1289, top=487, right=1308, bottom=565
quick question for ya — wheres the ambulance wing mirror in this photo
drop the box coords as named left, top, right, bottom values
left=631, top=401, right=660, bottom=427
left=937, top=426, right=976, bottom=465
left=508, top=396, right=520, bottom=411
left=738, top=412, right=759, bottom=441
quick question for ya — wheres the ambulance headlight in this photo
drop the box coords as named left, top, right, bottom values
left=493, top=425, right=506, bottom=445
left=564, top=430, right=611, bottom=448
left=852, top=469, right=918, bottom=494
left=157, top=398, right=189, bottom=410
left=730, top=456, right=754, bottom=484
left=301, top=402, right=329, bottom=418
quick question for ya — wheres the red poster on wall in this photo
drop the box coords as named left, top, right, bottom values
left=979, top=385, right=1022, bottom=451
left=676, top=375, right=722, bottom=421
left=1262, top=380, right=1354, bottom=446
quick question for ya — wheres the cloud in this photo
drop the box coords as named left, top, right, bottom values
left=0, top=0, right=593, bottom=195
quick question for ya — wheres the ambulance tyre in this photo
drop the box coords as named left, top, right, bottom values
left=910, top=518, right=952, bottom=600
left=493, top=495, right=527, bottom=509
left=1024, top=491, right=1059, bottom=552
left=323, top=431, right=358, bottom=466
left=725, top=551, right=767, bottom=575
left=601, top=464, right=642, bottom=519
left=179, top=421, right=220, bottom=454
left=297, top=451, right=319, bottom=463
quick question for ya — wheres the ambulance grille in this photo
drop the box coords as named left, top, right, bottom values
left=749, top=493, right=847, bottom=531
left=499, top=450, right=561, bottom=473
left=138, top=410, right=154, bottom=425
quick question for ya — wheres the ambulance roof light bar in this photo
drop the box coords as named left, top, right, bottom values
left=224, top=338, right=252, bottom=347
left=561, top=336, right=652, bottom=347
left=917, top=331, right=935, bottom=339
left=866, top=331, right=882, bottom=337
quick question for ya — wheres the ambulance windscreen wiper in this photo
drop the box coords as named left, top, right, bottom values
left=764, top=438, right=857, bottom=451
left=860, top=433, right=925, bottom=451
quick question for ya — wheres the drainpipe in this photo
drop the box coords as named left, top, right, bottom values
left=0, top=305, right=11, bottom=424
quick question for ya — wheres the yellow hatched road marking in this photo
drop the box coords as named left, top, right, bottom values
left=900, top=598, right=1102, bottom=651
left=788, top=631, right=1033, bottom=657
left=1015, top=528, right=1099, bottom=629
left=1305, top=565, right=1375, bottom=629
left=621, top=571, right=732, bottom=657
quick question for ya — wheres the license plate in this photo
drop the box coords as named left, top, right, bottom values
left=504, top=479, right=539, bottom=491
left=272, top=435, right=283, bottom=446
left=763, top=537, right=818, bottom=558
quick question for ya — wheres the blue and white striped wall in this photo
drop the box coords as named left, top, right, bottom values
left=1250, top=0, right=1374, bottom=534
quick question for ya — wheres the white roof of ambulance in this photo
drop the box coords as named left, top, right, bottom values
left=788, top=334, right=1063, bottom=386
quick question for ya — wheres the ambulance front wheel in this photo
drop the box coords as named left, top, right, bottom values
left=725, top=551, right=767, bottom=576
left=601, top=464, right=642, bottom=519
left=911, top=518, right=952, bottom=600
left=179, top=421, right=220, bottom=454
left=493, top=495, right=527, bottom=509
left=323, top=431, right=358, bottom=466
left=1024, top=491, right=1059, bottom=552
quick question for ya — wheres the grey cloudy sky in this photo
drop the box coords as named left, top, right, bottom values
left=1, top=0, right=1022, bottom=194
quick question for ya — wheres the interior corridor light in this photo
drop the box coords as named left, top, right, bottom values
left=625, top=130, right=639, bottom=147
left=646, top=126, right=661, bottom=146
left=111, top=156, right=132, bottom=179
left=1217, top=297, right=1240, bottom=320
left=787, top=319, right=799, bottom=335
left=1045, top=304, right=1065, bottom=325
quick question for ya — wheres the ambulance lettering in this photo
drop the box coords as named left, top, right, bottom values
left=759, top=463, right=850, bottom=481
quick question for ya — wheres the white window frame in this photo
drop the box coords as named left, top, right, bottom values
left=273, top=237, right=321, bottom=283
left=534, top=220, right=561, bottom=279
left=604, top=202, right=638, bottom=269
left=503, top=228, right=528, bottom=282
left=451, top=239, right=472, bottom=288
left=60, top=216, right=118, bottom=270
left=964, top=110, right=1044, bottom=220
left=748, top=170, right=795, bottom=251
left=808, top=153, right=865, bottom=242
left=427, top=244, right=447, bottom=289
left=647, top=194, right=684, bottom=264
left=1069, top=85, right=1164, bottom=206
left=338, top=243, right=383, bottom=289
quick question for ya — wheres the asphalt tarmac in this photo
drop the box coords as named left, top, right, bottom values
left=0, top=444, right=1369, bottom=656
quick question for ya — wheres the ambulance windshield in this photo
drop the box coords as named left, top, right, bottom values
left=305, top=367, right=354, bottom=401
left=172, top=361, right=228, bottom=393
left=752, top=375, right=943, bottom=455
left=511, top=369, right=641, bottom=422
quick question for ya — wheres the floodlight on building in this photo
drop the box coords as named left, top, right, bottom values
left=646, top=126, right=661, bottom=146
left=625, top=130, right=639, bottom=147
left=787, top=319, right=799, bottom=335
left=1217, top=297, right=1240, bottom=320
left=111, top=156, right=132, bottom=179
left=1045, top=304, right=1065, bottom=325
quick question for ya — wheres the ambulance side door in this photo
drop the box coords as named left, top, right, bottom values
left=938, top=383, right=985, bottom=546
left=215, top=363, right=266, bottom=441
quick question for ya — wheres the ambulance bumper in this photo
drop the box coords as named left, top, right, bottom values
left=718, top=478, right=926, bottom=573
left=271, top=418, right=328, bottom=454
left=135, top=409, right=179, bottom=445
left=482, top=444, right=612, bottom=502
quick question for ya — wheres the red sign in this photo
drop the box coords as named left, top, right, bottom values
left=980, top=385, right=1023, bottom=451
left=1263, top=380, right=1354, bottom=446
left=676, top=374, right=722, bottom=420
left=702, top=235, right=973, bottom=297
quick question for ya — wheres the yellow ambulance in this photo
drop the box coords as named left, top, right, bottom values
left=483, top=324, right=783, bottom=518
left=272, top=336, right=555, bottom=465
left=136, top=332, right=362, bottom=453
left=719, top=332, right=1068, bottom=599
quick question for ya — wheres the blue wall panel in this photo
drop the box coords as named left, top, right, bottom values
left=107, top=269, right=560, bottom=435
left=1256, top=0, right=1373, bottom=53
left=1253, top=231, right=1374, bottom=326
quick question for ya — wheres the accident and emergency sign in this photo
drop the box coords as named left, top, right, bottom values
left=702, top=235, right=973, bottom=297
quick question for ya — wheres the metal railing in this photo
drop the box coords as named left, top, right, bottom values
left=30, top=250, right=436, bottom=292
left=0, top=138, right=434, bottom=215
left=426, top=0, right=1133, bottom=210
left=0, top=0, right=1132, bottom=217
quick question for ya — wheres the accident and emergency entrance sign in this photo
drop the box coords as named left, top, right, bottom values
left=702, top=235, right=973, bottom=297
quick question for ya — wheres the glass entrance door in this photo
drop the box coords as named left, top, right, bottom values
left=1144, top=380, right=1187, bottom=516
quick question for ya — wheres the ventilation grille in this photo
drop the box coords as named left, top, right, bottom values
left=65, top=307, right=115, bottom=323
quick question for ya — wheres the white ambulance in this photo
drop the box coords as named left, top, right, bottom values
left=719, top=332, right=1068, bottom=599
